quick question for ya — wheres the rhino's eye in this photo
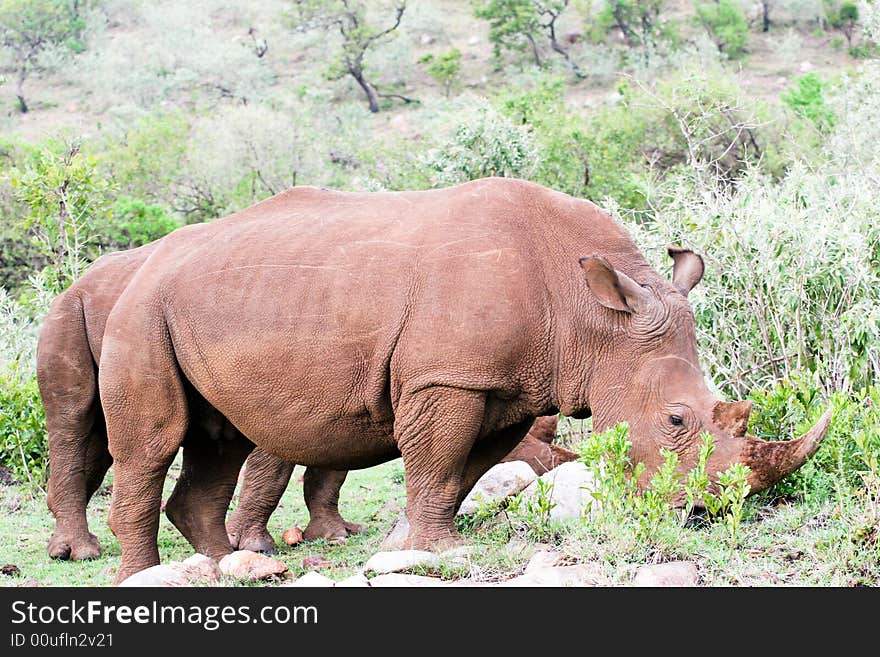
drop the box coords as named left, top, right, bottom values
left=669, top=415, right=684, bottom=426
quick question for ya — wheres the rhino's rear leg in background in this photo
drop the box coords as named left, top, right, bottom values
left=227, top=452, right=364, bottom=553
left=38, top=293, right=112, bottom=561
left=164, top=399, right=255, bottom=560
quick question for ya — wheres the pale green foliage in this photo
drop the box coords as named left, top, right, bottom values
left=578, top=423, right=751, bottom=547
left=421, top=99, right=538, bottom=185
left=712, top=464, right=751, bottom=545
left=77, top=1, right=276, bottom=108
left=290, top=0, right=407, bottom=112
left=620, top=63, right=880, bottom=399
left=0, top=0, right=85, bottom=111
left=506, top=477, right=557, bottom=540
left=695, top=0, right=749, bottom=58
left=11, top=139, right=110, bottom=292
left=174, top=103, right=313, bottom=220
left=419, top=48, right=461, bottom=97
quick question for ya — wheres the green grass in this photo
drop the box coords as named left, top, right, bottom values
left=0, top=457, right=407, bottom=587
left=2, top=454, right=877, bottom=587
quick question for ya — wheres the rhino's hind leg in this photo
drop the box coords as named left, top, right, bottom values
left=46, top=417, right=110, bottom=561
left=102, top=339, right=189, bottom=584
left=165, top=431, right=254, bottom=561
left=396, top=387, right=486, bottom=551
left=302, top=468, right=365, bottom=542
left=227, top=449, right=294, bottom=553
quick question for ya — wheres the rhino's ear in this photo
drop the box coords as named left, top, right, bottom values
left=667, top=246, right=704, bottom=297
left=579, top=256, right=650, bottom=315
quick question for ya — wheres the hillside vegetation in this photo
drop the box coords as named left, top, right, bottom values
left=0, top=0, right=878, bottom=586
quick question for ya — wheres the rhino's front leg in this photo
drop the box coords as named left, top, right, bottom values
left=396, top=387, right=486, bottom=551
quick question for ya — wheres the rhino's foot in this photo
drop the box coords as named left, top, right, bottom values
left=48, top=530, right=101, bottom=561
left=403, top=530, right=464, bottom=553
left=343, top=520, right=367, bottom=535
left=233, top=529, right=277, bottom=554
left=302, top=519, right=347, bottom=543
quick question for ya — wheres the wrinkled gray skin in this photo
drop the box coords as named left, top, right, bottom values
left=96, top=178, right=829, bottom=583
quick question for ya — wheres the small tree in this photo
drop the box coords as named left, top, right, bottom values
left=290, top=0, right=407, bottom=113
left=0, top=0, right=84, bottom=113
left=825, top=0, right=859, bottom=48
left=419, top=48, right=461, bottom=97
left=12, top=139, right=111, bottom=292
left=598, top=0, right=670, bottom=49
left=474, top=0, right=584, bottom=77
left=695, top=0, right=749, bottom=58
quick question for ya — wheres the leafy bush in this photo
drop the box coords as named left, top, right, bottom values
left=497, top=78, right=591, bottom=196
left=695, top=0, right=750, bottom=58
left=419, top=47, right=462, bottom=97
left=0, top=367, right=47, bottom=487
left=0, top=286, right=50, bottom=488
left=11, top=139, right=111, bottom=293
left=782, top=73, right=836, bottom=133
left=748, top=380, right=880, bottom=501
left=577, top=423, right=752, bottom=547
left=95, top=196, right=181, bottom=250
left=420, top=99, right=538, bottom=185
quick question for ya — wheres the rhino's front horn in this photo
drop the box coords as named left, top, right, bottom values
left=741, top=409, right=833, bottom=492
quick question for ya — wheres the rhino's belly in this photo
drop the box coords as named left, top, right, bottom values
left=230, top=412, right=399, bottom=470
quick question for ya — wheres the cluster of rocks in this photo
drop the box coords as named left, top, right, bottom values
left=118, top=547, right=699, bottom=588
left=117, top=459, right=700, bottom=588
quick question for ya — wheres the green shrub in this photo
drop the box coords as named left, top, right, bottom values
left=95, top=196, right=181, bottom=250
left=420, top=100, right=538, bottom=185
left=419, top=48, right=462, bottom=98
left=11, top=138, right=111, bottom=293
left=0, top=368, right=46, bottom=488
left=695, top=0, right=749, bottom=58
left=497, top=78, right=591, bottom=197
left=782, top=73, right=836, bottom=133
left=577, top=423, right=751, bottom=547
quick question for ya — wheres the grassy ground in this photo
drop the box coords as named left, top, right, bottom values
left=2, top=449, right=877, bottom=587
left=0, top=457, right=408, bottom=587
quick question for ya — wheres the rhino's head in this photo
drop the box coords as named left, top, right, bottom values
left=577, top=247, right=831, bottom=499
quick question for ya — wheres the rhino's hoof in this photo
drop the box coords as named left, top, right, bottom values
left=343, top=521, right=367, bottom=536
left=48, top=532, right=101, bottom=561
left=236, top=532, right=277, bottom=554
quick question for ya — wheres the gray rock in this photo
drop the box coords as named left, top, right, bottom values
left=634, top=562, right=699, bottom=587
left=458, top=461, right=537, bottom=515
left=285, top=572, right=336, bottom=587
left=499, top=564, right=603, bottom=587
left=219, top=550, right=288, bottom=582
left=369, top=573, right=448, bottom=587
left=380, top=513, right=410, bottom=551
left=521, top=461, right=596, bottom=521
left=118, top=564, right=189, bottom=587
left=363, top=550, right=440, bottom=575
left=336, top=574, right=371, bottom=588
